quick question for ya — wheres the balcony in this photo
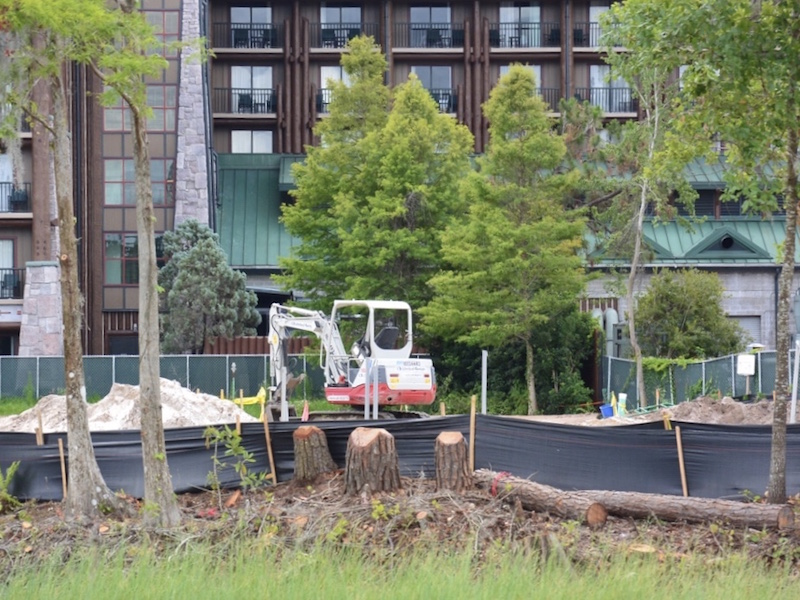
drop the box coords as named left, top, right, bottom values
left=428, top=88, right=458, bottom=113
left=0, top=268, right=24, bottom=300
left=574, top=87, right=637, bottom=113
left=212, top=89, right=277, bottom=114
left=393, top=23, right=465, bottom=49
left=318, top=87, right=457, bottom=114
left=212, top=22, right=284, bottom=49
left=488, top=22, right=561, bottom=49
left=0, top=183, right=31, bottom=213
left=572, top=22, right=621, bottom=48
left=317, top=89, right=333, bottom=114
left=309, top=23, right=380, bottom=48
left=538, top=88, right=561, bottom=112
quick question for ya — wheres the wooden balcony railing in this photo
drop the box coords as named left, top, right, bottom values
left=212, top=22, right=284, bottom=49
left=309, top=22, right=380, bottom=48
left=0, top=182, right=31, bottom=212
left=0, top=268, right=24, bottom=300
left=574, top=87, right=637, bottom=113
left=212, top=88, right=277, bottom=114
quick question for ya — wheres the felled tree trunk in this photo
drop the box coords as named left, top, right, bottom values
left=293, top=425, right=337, bottom=482
left=345, top=427, right=401, bottom=495
left=435, top=431, right=472, bottom=492
left=474, top=470, right=794, bottom=530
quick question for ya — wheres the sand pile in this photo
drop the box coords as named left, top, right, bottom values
left=665, top=396, right=773, bottom=425
left=0, top=378, right=259, bottom=433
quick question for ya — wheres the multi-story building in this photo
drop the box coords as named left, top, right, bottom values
left=0, top=1, right=790, bottom=357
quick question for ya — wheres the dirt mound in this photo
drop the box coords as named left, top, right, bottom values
left=666, top=396, right=773, bottom=425
left=0, top=378, right=259, bottom=433
left=524, top=395, right=776, bottom=427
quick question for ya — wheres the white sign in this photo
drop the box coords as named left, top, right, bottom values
left=737, top=354, right=756, bottom=377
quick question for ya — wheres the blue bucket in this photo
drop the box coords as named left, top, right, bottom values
left=599, top=404, right=614, bottom=419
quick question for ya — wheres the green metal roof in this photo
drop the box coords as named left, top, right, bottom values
left=216, top=154, right=298, bottom=269
left=683, top=157, right=727, bottom=190
left=218, top=153, right=792, bottom=271
left=279, top=154, right=305, bottom=191
left=638, top=217, right=798, bottom=265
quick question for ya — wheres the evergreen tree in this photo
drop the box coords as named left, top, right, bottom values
left=159, top=220, right=260, bottom=354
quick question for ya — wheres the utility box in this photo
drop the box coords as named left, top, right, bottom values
left=613, top=323, right=631, bottom=358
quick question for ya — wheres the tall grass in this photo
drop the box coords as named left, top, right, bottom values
left=4, top=541, right=798, bottom=599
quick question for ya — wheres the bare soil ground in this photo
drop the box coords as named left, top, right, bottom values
left=1, top=385, right=797, bottom=578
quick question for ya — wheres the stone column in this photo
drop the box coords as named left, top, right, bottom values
left=174, top=0, right=211, bottom=226
left=18, top=261, right=63, bottom=357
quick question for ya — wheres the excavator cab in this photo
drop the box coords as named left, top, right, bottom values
left=332, top=300, right=412, bottom=362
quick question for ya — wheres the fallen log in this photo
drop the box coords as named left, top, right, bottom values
left=474, top=470, right=795, bottom=530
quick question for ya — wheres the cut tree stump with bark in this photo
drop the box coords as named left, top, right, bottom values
left=345, top=427, right=401, bottom=495
left=435, top=431, right=472, bottom=492
left=293, top=425, right=337, bottom=482
left=474, top=470, right=795, bottom=530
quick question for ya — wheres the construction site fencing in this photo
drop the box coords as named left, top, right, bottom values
left=602, top=351, right=782, bottom=410
left=0, top=354, right=326, bottom=401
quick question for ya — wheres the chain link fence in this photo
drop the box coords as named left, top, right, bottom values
left=0, top=354, right=326, bottom=400
left=602, top=351, right=784, bottom=409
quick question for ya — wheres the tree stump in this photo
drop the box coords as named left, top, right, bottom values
left=293, top=425, right=337, bottom=483
left=435, top=431, right=472, bottom=492
left=345, top=427, right=401, bottom=495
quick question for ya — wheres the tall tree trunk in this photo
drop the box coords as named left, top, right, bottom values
left=627, top=77, right=661, bottom=410
left=767, top=121, right=799, bottom=505
left=627, top=184, right=648, bottom=409
left=526, top=338, right=537, bottom=414
left=132, top=109, right=181, bottom=527
left=52, top=78, right=124, bottom=520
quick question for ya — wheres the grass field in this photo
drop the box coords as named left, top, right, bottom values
left=3, top=540, right=798, bottom=599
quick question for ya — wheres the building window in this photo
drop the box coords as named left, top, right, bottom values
left=411, top=65, right=454, bottom=112
left=145, top=9, right=180, bottom=57
left=500, top=63, right=542, bottom=86
left=231, top=6, right=271, bottom=25
left=104, top=158, right=175, bottom=206
left=410, top=6, right=451, bottom=47
left=104, top=92, right=131, bottom=132
left=588, top=65, right=630, bottom=112
left=104, top=234, right=165, bottom=285
left=499, top=2, right=540, bottom=47
left=146, top=85, right=177, bottom=132
left=321, top=4, right=361, bottom=25
left=410, top=5, right=451, bottom=24
left=231, top=6, right=272, bottom=48
left=589, top=2, right=610, bottom=46
left=318, top=66, right=350, bottom=113
left=231, top=65, right=273, bottom=113
left=231, top=130, right=273, bottom=153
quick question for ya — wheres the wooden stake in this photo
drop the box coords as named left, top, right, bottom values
left=469, top=395, right=477, bottom=472
left=262, top=418, right=277, bottom=483
left=439, top=402, right=446, bottom=416
left=58, top=437, right=67, bottom=500
left=220, top=389, right=225, bottom=400
left=675, top=426, right=689, bottom=497
left=36, top=408, right=44, bottom=445
left=235, top=413, right=241, bottom=435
